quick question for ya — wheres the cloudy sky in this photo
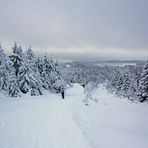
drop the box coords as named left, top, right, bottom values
left=0, top=0, right=148, bottom=61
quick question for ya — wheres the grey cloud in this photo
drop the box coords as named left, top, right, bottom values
left=0, top=0, right=148, bottom=60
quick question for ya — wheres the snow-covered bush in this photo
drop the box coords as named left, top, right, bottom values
left=83, top=82, right=98, bottom=105
left=52, top=78, right=67, bottom=93
left=19, top=47, right=43, bottom=95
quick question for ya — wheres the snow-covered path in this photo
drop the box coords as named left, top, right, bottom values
left=0, top=84, right=148, bottom=148
left=0, top=85, right=90, bottom=148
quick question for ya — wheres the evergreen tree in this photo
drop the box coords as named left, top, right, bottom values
left=107, top=71, right=122, bottom=95
left=19, top=47, right=43, bottom=95
left=0, top=45, right=9, bottom=90
left=10, top=42, right=23, bottom=76
left=138, top=60, right=148, bottom=102
left=121, top=72, right=131, bottom=98
left=8, top=74, right=20, bottom=97
left=0, top=44, right=6, bottom=65
left=6, top=42, right=24, bottom=96
left=41, top=55, right=53, bottom=89
left=51, top=60, right=67, bottom=94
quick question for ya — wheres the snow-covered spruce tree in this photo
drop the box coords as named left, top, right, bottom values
left=36, top=57, right=43, bottom=76
left=7, top=42, right=24, bottom=97
left=120, top=72, right=131, bottom=98
left=120, top=70, right=136, bottom=100
left=107, top=71, right=123, bottom=95
left=8, top=74, right=20, bottom=97
left=138, top=60, right=148, bottom=102
left=18, top=47, right=43, bottom=96
left=40, top=55, right=53, bottom=89
left=123, top=65, right=142, bottom=101
left=51, top=60, right=67, bottom=92
left=133, top=65, right=142, bottom=93
left=0, top=44, right=6, bottom=65
left=9, top=42, right=23, bottom=76
left=0, top=45, right=10, bottom=91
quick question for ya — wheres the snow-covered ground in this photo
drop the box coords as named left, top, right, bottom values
left=0, top=84, right=148, bottom=148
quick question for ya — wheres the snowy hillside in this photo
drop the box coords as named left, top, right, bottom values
left=0, top=84, right=148, bottom=148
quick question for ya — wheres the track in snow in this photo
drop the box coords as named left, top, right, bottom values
left=0, top=85, right=90, bottom=148
left=0, top=84, right=148, bottom=148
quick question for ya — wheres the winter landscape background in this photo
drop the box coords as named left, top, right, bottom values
left=0, top=43, right=148, bottom=148
left=0, top=0, right=148, bottom=148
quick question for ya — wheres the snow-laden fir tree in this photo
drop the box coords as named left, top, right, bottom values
left=138, top=60, right=148, bottom=102
left=51, top=60, right=67, bottom=94
left=9, top=42, right=23, bottom=76
left=7, top=42, right=24, bottom=96
left=18, top=46, right=43, bottom=95
left=107, top=71, right=123, bottom=96
left=36, top=57, right=43, bottom=75
left=0, top=44, right=6, bottom=65
left=0, top=44, right=9, bottom=91
left=120, top=72, right=131, bottom=98
left=124, top=65, right=142, bottom=101
left=8, top=74, right=20, bottom=97
left=41, top=55, right=53, bottom=89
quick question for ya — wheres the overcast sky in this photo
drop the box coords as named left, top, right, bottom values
left=0, top=0, right=148, bottom=61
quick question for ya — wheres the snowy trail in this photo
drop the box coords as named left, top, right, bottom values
left=0, top=87, right=90, bottom=148
left=0, top=84, right=148, bottom=148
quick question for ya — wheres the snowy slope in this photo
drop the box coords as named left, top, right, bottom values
left=0, top=84, right=148, bottom=148
left=71, top=85, right=148, bottom=148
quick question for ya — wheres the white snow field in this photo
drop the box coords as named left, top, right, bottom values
left=0, top=84, right=148, bottom=148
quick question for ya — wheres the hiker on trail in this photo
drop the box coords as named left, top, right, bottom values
left=61, top=90, right=65, bottom=99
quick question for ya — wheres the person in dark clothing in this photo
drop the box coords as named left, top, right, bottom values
left=61, top=91, right=65, bottom=99
left=81, top=84, right=85, bottom=88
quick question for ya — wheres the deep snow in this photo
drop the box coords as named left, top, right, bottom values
left=0, top=84, right=148, bottom=148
